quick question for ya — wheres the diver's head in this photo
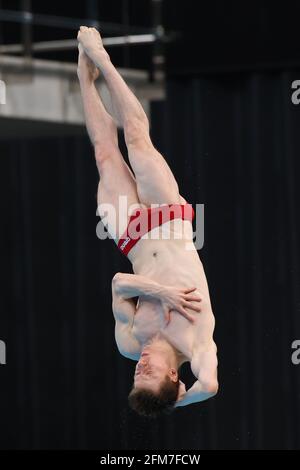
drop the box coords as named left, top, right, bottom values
left=128, top=344, right=180, bottom=417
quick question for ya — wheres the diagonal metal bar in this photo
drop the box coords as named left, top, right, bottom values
left=0, top=9, right=155, bottom=34
left=0, top=34, right=159, bottom=54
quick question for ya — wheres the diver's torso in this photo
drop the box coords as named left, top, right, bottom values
left=128, top=220, right=216, bottom=359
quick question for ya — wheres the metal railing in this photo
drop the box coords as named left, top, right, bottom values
left=0, top=1, right=178, bottom=78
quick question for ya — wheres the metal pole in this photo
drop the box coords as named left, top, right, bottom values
left=21, top=0, right=32, bottom=58
left=0, top=35, right=157, bottom=54
left=0, top=9, right=153, bottom=34
left=151, top=0, right=165, bottom=82
left=0, top=1, right=3, bottom=48
left=122, top=0, right=131, bottom=68
left=86, top=0, right=99, bottom=26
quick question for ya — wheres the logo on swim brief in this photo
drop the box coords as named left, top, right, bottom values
left=119, top=237, right=131, bottom=251
left=96, top=196, right=204, bottom=251
left=0, top=80, right=6, bottom=105
left=0, top=339, right=6, bottom=365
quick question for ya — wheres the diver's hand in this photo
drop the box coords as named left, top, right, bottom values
left=159, top=286, right=202, bottom=324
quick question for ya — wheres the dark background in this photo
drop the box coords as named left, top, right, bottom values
left=0, top=0, right=300, bottom=450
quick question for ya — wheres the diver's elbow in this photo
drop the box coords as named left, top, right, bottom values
left=202, top=379, right=219, bottom=395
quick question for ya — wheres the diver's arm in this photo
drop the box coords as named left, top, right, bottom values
left=175, top=380, right=218, bottom=407
left=175, top=343, right=218, bottom=407
left=112, top=272, right=163, bottom=300
left=112, top=277, right=140, bottom=360
left=112, top=272, right=201, bottom=323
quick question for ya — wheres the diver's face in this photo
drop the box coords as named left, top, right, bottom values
left=133, top=352, right=168, bottom=393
